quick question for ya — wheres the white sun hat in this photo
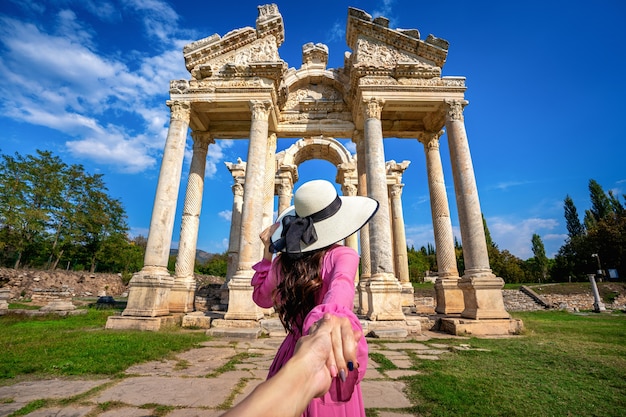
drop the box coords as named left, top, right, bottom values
left=270, top=179, right=379, bottom=254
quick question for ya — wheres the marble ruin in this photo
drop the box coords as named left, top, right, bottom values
left=106, top=5, right=522, bottom=335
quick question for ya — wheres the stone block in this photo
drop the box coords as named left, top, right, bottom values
left=439, top=317, right=524, bottom=336
left=105, top=315, right=181, bottom=331
left=206, top=327, right=262, bottom=339
left=182, top=313, right=212, bottom=329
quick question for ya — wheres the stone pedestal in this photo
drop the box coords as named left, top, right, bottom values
left=434, top=278, right=464, bottom=314
left=224, top=275, right=263, bottom=320
left=367, top=276, right=405, bottom=321
left=401, top=282, right=415, bottom=308
left=459, top=274, right=509, bottom=319
left=168, top=276, right=196, bottom=314
left=120, top=270, right=174, bottom=317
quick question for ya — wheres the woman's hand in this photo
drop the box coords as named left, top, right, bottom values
left=260, top=222, right=280, bottom=261
left=293, top=313, right=361, bottom=397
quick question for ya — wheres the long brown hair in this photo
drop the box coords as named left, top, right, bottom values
left=273, top=248, right=329, bottom=334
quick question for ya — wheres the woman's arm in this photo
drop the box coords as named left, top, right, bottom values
left=220, top=314, right=361, bottom=417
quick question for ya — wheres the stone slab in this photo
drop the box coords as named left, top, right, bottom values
left=206, top=327, right=262, bottom=339
left=385, top=369, right=422, bottom=379
left=0, top=379, right=108, bottom=403
left=95, top=373, right=248, bottom=407
left=99, top=406, right=165, bottom=417
left=361, top=380, right=412, bottom=409
left=368, top=328, right=409, bottom=338
left=20, top=406, right=93, bottom=417
left=167, top=408, right=224, bottom=417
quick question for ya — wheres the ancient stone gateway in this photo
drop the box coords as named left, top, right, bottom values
left=106, top=5, right=522, bottom=335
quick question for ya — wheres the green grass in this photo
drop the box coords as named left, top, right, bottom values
left=0, top=309, right=208, bottom=380
left=405, top=311, right=626, bottom=417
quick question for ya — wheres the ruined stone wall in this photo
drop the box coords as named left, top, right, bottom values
left=0, top=268, right=127, bottom=302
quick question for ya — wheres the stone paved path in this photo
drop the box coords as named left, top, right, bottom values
left=0, top=330, right=470, bottom=417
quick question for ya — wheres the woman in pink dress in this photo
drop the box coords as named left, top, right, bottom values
left=251, top=179, right=378, bottom=417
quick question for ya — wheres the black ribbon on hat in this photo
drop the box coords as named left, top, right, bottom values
left=270, top=195, right=342, bottom=253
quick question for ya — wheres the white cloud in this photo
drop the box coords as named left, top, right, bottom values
left=0, top=7, right=194, bottom=174
left=218, top=210, right=232, bottom=221
left=372, top=0, right=397, bottom=27
left=487, top=216, right=561, bottom=259
left=326, top=21, right=344, bottom=43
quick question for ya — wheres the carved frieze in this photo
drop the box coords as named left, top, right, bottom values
left=283, top=84, right=344, bottom=110
left=170, top=80, right=190, bottom=94
left=167, top=100, right=191, bottom=121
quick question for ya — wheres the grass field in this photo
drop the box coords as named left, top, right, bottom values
left=1, top=305, right=625, bottom=416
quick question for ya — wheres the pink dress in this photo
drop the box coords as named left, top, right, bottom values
left=251, top=244, right=367, bottom=417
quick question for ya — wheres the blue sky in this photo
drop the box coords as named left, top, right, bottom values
left=1, top=0, right=624, bottom=261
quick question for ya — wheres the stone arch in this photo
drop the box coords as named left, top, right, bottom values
left=274, top=136, right=357, bottom=221
left=278, top=136, right=354, bottom=168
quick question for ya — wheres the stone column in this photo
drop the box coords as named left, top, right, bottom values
left=262, top=132, right=278, bottom=232
left=419, top=131, right=464, bottom=314
left=276, top=181, right=292, bottom=215
left=275, top=164, right=297, bottom=215
left=224, top=160, right=246, bottom=289
left=121, top=100, right=190, bottom=318
left=362, top=98, right=404, bottom=321
left=341, top=183, right=359, bottom=252
left=445, top=100, right=508, bottom=319
left=389, top=183, right=413, bottom=306
left=353, top=131, right=371, bottom=315
left=170, top=131, right=213, bottom=313
left=225, top=100, right=273, bottom=320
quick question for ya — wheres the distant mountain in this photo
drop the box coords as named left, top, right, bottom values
left=169, top=249, right=218, bottom=264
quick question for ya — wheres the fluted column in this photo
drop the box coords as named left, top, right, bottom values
left=262, top=132, right=278, bottom=232
left=225, top=100, right=272, bottom=320
left=362, top=98, right=404, bottom=321
left=121, top=100, right=190, bottom=318
left=445, top=100, right=508, bottom=319
left=341, top=183, right=359, bottom=253
left=170, top=131, right=213, bottom=313
left=223, top=159, right=246, bottom=305
left=419, top=131, right=464, bottom=314
left=353, top=131, right=370, bottom=315
left=276, top=181, right=292, bottom=215
left=389, top=183, right=413, bottom=306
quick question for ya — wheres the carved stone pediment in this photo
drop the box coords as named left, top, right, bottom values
left=346, top=7, right=448, bottom=69
left=352, top=38, right=441, bottom=78
left=183, top=4, right=285, bottom=80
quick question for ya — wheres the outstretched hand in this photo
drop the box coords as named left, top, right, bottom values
left=294, top=313, right=362, bottom=397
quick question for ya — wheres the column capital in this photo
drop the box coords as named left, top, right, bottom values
left=418, top=130, right=445, bottom=150
left=190, top=130, right=214, bottom=147
left=232, top=182, right=244, bottom=197
left=351, top=130, right=363, bottom=144
left=444, top=99, right=468, bottom=122
left=342, top=183, right=358, bottom=197
left=390, top=183, right=404, bottom=198
left=275, top=181, right=292, bottom=197
left=249, top=100, right=273, bottom=121
left=166, top=100, right=191, bottom=121
left=362, top=98, right=385, bottom=120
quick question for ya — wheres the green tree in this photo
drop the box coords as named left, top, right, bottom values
left=564, top=195, right=584, bottom=238
left=588, top=179, right=612, bottom=222
left=554, top=179, right=626, bottom=281
left=197, top=252, right=228, bottom=277
left=0, top=150, right=130, bottom=271
left=531, top=233, right=548, bottom=282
